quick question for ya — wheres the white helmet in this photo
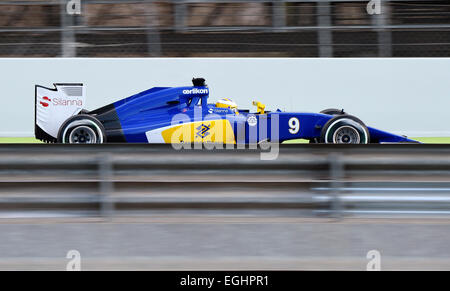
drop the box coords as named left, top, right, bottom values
left=216, top=98, right=238, bottom=114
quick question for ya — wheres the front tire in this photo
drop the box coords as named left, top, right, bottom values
left=57, top=114, right=106, bottom=144
left=320, top=115, right=370, bottom=144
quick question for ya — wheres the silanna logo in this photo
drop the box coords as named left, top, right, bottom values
left=40, top=96, right=51, bottom=107
left=183, top=88, right=208, bottom=95
left=40, top=96, right=83, bottom=107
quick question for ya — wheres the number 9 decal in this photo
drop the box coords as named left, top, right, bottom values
left=288, top=117, right=300, bottom=134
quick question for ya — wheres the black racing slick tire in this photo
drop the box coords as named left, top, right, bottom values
left=320, top=115, right=370, bottom=144
left=320, top=108, right=346, bottom=115
left=57, top=114, right=106, bottom=144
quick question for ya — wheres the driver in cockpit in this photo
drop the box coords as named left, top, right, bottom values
left=215, top=98, right=239, bottom=114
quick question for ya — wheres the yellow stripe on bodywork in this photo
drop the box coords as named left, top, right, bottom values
left=161, top=120, right=236, bottom=144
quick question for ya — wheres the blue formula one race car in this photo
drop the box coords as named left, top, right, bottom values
left=35, top=78, right=418, bottom=144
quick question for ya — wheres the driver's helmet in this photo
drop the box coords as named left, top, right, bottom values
left=216, top=98, right=238, bottom=114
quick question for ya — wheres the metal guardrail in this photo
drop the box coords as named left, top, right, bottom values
left=1, top=144, right=450, bottom=218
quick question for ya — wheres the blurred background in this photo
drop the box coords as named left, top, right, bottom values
left=0, top=0, right=450, bottom=57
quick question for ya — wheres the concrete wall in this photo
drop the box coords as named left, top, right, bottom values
left=1, top=58, right=449, bottom=137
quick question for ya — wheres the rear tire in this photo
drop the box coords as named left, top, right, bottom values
left=320, top=115, right=369, bottom=144
left=57, top=114, right=106, bottom=144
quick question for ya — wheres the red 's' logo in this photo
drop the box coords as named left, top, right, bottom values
left=40, top=96, right=51, bottom=107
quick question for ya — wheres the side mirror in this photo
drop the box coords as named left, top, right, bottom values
left=252, top=101, right=266, bottom=114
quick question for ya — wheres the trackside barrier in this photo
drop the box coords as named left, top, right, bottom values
left=0, top=144, right=450, bottom=218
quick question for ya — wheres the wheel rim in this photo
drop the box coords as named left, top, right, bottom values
left=332, top=126, right=360, bottom=144
left=68, top=126, right=97, bottom=144
left=62, top=119, right=104, bottom=144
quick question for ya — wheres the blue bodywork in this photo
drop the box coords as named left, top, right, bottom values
left=94, top=83, right=417, bottom=144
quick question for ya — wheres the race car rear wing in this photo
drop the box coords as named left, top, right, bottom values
left=35, top=83, right=85, bottom=143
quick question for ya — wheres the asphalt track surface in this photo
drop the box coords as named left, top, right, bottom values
left=1, top=216, right=450, bottom=270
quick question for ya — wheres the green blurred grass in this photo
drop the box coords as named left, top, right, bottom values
left=410, top=137, right=450, bottom=144
left=0, top=137, right=42, bottom=143
left=1, top=137, right=450, bottom=144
